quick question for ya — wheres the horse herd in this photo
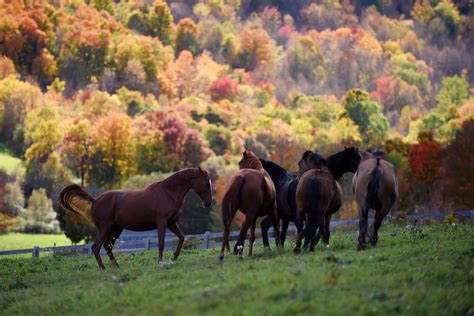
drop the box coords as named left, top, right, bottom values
left=59, top=147, right=398, bottom=269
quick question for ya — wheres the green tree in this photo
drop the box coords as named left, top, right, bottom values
left=175, top=18, right=201, bottom=56
left=342, top=89, right=390, bottom=144
left=205, top=125, right=232, bottom=155
left=148, top=0, right=174, bottom=45
left=435, top=72, right=469, bottom=119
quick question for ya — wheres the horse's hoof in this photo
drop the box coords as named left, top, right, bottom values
left=294, top=248, right=301, bottom=255
left=218, top=254, right=224, bottom=261
left=357, top=244, right=366, bottom=251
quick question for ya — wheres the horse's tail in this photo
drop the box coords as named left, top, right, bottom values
left=219, top=175, right=245, bottom=260
left=303, top=178, right=322, bottom=240
left=221, top=175, right=245, bottom=227
left=365, top=158, right=381, bottom=209
left=59, top=184, right=95, bottom=223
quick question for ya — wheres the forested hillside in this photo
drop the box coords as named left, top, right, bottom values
left=0, top=0, right=472, bottom=241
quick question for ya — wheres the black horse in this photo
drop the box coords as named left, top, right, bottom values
left=259, top=159, right=298, bottom=247
left=260, top=147, right=362, bottom=248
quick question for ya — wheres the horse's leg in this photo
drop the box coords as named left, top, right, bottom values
left=357, top=205, right=369, bottom=250
left=248, top=219, right=257, bottom=257
left=92, top=224, right=114, bottom=269
left=323, top=213, right=332, bottom=246
left=219, top=224, right=230, bottom=261
left=168, top=222, right=185, bottom=261
left=260, top=216, right=271, bottom=249
left=280, top=219, right=289, bottom=248
left=268, top=203, right=281, bottom=248
left=236, top=214, right=254, bottom=258
left=156, top=220, right=167, bottom=263
left=294, top=209, right=305, bottom=254
left=104, top=226, right=123, bottom=267
left=370, top=205, right=391, bottom=246
left=309, top=209, right=323, bottom=252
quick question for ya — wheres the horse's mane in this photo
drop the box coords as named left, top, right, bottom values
left=149, top=168, right=202, bottom=189
left=241, top=150, right=263, bottom=170
left=260, top=158, right=287, bottom=174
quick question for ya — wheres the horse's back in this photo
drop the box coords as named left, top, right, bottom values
left=297, top=169, right=336, bottom=210
left=235, top=168, right=276, bottom=211
left=353, top=158, right=398, bottom=205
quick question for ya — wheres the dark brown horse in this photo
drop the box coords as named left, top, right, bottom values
left=352, top=155, right=398, bottom=250
left=219, top=150, right=280, bottom=261
left=60, top=168, right=212, bottom=269
left=294, top=151, right=340, bottom=253
left=260, top=147, right=362, bottom=248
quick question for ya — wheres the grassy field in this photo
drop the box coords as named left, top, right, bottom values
left=0, top=233, right=74, bottom=251
left=0, top=224, right=473, bottom=315
left=0, top=146, right=22, bottom=175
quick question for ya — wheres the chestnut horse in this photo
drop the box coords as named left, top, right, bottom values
left=352, top=156, right=398, bottom=250
left=60, top=168, right=212, bottom=269
left=219, top=150, right=280, bottom=261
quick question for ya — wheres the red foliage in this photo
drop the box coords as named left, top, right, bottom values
left=277, top=25, right=296, bottom=43
left=408, top=139, right=444, bottom=186
left=209, top=77, right=239, bottom=101
left=441, top=119, right=474, bottom=209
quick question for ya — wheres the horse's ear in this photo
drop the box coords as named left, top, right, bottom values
left=198, top=166, right=205, bottom=175
left=243, top=151, right=248, bottom=158
left=302, top=150, right=311, bottom=159
left=344, top=146, right=347, bottom=149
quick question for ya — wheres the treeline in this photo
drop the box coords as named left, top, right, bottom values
left=0, top=0, right=472, bottom=242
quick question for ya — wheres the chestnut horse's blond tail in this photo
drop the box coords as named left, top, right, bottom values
left=59, top=184, right=95, bottom=224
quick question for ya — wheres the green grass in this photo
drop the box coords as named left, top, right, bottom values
left=0, top=224, right=473, bottom=315
left=0, top=147, right=22, bottom=175
left=0, top=233, right=74, bottom=251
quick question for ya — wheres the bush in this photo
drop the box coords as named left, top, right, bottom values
left=20, top=188, right=60, bottom=233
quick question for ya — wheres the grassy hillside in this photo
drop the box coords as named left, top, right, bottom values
left=0, top=233, right=74, bottom=251
left=1, top=224, right=472, bottom=315
left=0, top=148, right=22, bottom=175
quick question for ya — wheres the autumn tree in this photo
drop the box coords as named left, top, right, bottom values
left=209, top=77, right=239, bottom=101
left=62, top=120, right=93, bottom=187
left=175, top=18, right=201, bottom=56
left=89, top=113, right=135, bottom=189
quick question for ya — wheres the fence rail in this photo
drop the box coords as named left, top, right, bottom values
left=0, top=210, right=472, bottom=258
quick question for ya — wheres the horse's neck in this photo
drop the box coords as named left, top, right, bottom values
left=327, top=155, right=347, bottom=181
left=161, top=172, right=194, bottom=205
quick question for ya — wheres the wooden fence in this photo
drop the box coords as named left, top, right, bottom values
left=0, top=210, right=472, bottom=258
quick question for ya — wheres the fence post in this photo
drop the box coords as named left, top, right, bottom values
left=204, top=231, right=210, bottom=248
left=87, top=244, right=92, bottom=256
left=32, top=246, right=40, bottom=258
left=145, top=238, right=151, bottom=250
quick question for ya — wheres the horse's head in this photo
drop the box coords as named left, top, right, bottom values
left=298, top=150, right=327, bottom=174
left=193, top=167, right=213, bottom=208
left=239, top=150, right=263, bottom=170
left=341, top=146, right=362, bottom=173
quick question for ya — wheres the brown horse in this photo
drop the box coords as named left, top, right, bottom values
left=60, top=168, right=212, bottom=269
left=294, top=151, right=341, bottom=253
left=219, top=150, right=280, bottom=261
left=352, top=156, right=398, bottom=250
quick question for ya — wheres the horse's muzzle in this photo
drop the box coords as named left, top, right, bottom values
left=202, top=201, right=212, bottom=208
